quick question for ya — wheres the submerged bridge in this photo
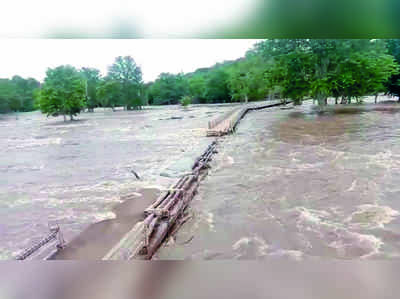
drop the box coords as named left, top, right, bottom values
left=15, top=100, right=291, bottom=260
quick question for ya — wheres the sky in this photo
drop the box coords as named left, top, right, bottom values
left=0, top=0, right=259, bottom=37
left=0, top=39, right=260, bottom=83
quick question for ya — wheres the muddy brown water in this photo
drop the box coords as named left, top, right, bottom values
left=4, top=98, right=400, bottom=261
left=156, top=97, right=400, bottom=260
left=0, top=104, right=236, bottom=259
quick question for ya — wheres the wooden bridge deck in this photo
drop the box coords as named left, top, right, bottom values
left=206, top=100, right=289, bottom=137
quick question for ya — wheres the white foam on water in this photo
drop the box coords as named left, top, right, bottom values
left=293, top=206, right=384, bottom=258
left=295, top=162, right=326, bottom=170
left=295, top=207, right=331, bottom=228
left=328, top=230, right=383, bottom=259
left=212, top=154, right=235, bottom=173
left=269, top=249, right=304, bottom=261
left=9, top=137, right=62, bottom=149
left=347, top=180, right=357, bottom=191
left=206, top=212, right=216, bottom=232
left=1, top=164, right=45, bottom=173
left=367, top=150, right=400, bottom=170
left=48, top=123, right=92, bottom=130
left=232, top=235, right=269, bottom=259
left=92, top=211, right=116, bottom=222
left=226, top=156, right=235, bottom=165
left=43, top=179, right=163, bottom=197
left=2, top=196, right=32, bottom=209
left=347, top=204, right=400, bottom=228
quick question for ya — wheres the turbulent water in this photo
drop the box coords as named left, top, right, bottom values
left=0, top=105, right=235, bottom=259
left=157, top=97, right=400, bottom=260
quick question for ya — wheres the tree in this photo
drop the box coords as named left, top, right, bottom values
left=329, top=40, right=397, bottom=104
left=364, top=40, right=398, bottom=103
left=385, top=39, right=400, bottom=101
left=308, top=40, right=337, bottom=105
left=97, top=77, right=122, bottom=111
left=0, top=77, right=39, bottom=115
left=80, top=67, right=101, bottom=112
left=204, top=70, right=230, bottom=103
left=12, top=76, right=40, bottom=112
left=108, top=56, right=143, bottom=110
left=229, top=54, right=269, bottom=103
left=229, top=66, right=251, bottom=103
left=148, top=73, right=189, bottom=105
left=263, top=40, right=312, bottom=105
left=0, top=79, right=17, bottom=113
left=37, top=65, right=86, bottom=121
left=188, top=75, right=206, bottom=103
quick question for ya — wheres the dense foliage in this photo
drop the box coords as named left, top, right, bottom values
left=37, top=65, right=86, bottom=121
left=0, top=76, right=40, bottom=113
left=147, top=39, right=400, bottom=106
left=180, top=95, right=192, bottom=107
left=148, top=73, right=189, bottom=105
left=106, top=56, right=144, bottom=110
left=386, top=39, right=400, bottom=100
left=80, top=67, right=101, bottom=112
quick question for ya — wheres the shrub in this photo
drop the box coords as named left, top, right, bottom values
left=180, top=95, right=192, bottom=107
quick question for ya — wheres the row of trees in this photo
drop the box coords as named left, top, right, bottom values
left=0, top=56, right=144, bottom=120
left=148, top=39, right=400, bottom=106
left=253, top=39, right=399, bottom=105
left=37, top=56, right=144, bottom=120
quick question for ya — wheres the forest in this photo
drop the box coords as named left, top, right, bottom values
left=1, top=39, right=400, bottom=120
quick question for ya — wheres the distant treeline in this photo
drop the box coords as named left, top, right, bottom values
left=0, top=76, right=40, bottom=113
left=1, top=40, right=400, bottom=119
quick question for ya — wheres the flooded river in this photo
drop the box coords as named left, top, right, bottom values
left=157, top=97, right=400, bottom=260
left=0, top=105, right=234, bottom=259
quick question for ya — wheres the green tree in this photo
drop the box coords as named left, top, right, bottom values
left=108, top=56, right=143, bottom=110
left=385, top=39, right=400, bottom=101
left=97, top=77, right=122, bottom=111
left=148, top=73, right=189, bottom=105
left=228, top=55, right=268, bottom=103
left=256, top=39, right=399, bottom=106
left=204, top=70, right=230, bottom=103
left=0, top=79, right=17, bottom=113
left=37, top=65, right=86, bottom=121
left=80, top=67, right=101, bottom=112
left=364, top=40, right=398, bottom=103
left=188, top=75, right=206, bottom=103
left=0, top=77, right=39, bottom=115
left=264, top=40, right=312, bottom=105
left=330, top=40, right=397, bottom=104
